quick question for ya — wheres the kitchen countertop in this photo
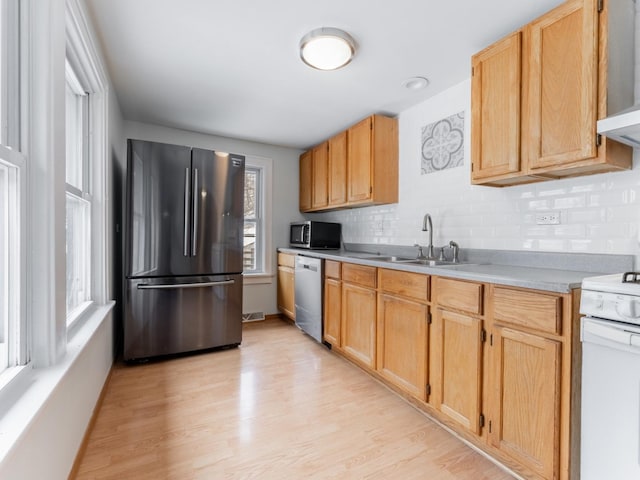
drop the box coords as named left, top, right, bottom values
left=277, top=247, right=633, bottom=293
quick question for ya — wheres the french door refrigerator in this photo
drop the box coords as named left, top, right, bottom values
left=124, top=139, right=245, bottom=361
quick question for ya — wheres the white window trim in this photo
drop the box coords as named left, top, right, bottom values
left=65, top=0, right=110, bottom=324
left=243, top=155, right=273, bottom=284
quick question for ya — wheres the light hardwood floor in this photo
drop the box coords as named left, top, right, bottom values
left=73, top=319, right=515, bottom=480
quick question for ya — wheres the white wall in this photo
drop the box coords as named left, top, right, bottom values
left=123, top=121, right=303, bottom=315
left=313, top=78, right=640, bottom=266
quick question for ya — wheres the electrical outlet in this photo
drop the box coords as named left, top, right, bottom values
left=535, top=212, right=561, bottom=225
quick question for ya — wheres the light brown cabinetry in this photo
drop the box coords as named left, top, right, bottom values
left=471, top=0, right=631, bottom=186
left=341, top=264, right=377, bottom=369
left=276, top=253, right=296, bottom=320
left=347, top=115, right=398, bottom=206
left=323, top=260, right=342, bottom=346
left=328, top=131, right=347, bottom=207
left=376, top=269, right=429, bottom=401
left=430, top=277, right=484, bottom=434
left=299, top=114, right=398, bottom=212
left=486, top=285, right=572, bottom=480
left=311, top=142, right=329, bottom=209
left=299, top=151, right=312, bottom=211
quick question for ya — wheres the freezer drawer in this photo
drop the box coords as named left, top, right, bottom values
left=124, top=274, right=242, bottom=361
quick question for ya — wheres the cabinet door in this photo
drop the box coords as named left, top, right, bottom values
left=299, top=150, right=312, bottom=212
left=277, top=266, right=295, bottom=320
left=377, top=294, right=428, bottom=400
left=323, top=277, right=341, bottom=346
left=311, top=142, right=329, bottom=209
left=341, top=282, right=376, bottom=369
left=328, top=131, right=347, bottom=207
left=471, top=31, right=522, bottom=181
left=431, top=308, right=483, bottom=434
left=347, top=117, right=372, bottom=203
left=488, top=326, right=561, bottom=480
left=527, top=0, right=598, bottom=170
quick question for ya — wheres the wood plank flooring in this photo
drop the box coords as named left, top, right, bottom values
left=72, top=319, right=515, bottom=480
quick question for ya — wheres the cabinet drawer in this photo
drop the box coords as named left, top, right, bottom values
left=378, top=268, right=428, bottom=303
left=342, top=263, right=376, bottom=288
left=278, top=252, right=295, bottom=268
left=434, top=277, right=483, bottom=315
left=492, top=287, right=561, bottom=335
left=325, top=260, right=341, bottom=280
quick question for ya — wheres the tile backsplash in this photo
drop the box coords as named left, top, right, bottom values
left=311, top=78, right=640, bottom=268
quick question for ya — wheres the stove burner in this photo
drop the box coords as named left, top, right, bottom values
left=622, top=272, right=640, bottom=284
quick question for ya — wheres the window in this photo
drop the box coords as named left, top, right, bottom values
left=65, top=63, right=92, bottom=322
left=0, top=0, right=23, bottom=374
left=243, top=166, right=261, bottom=273
left=242, top=156, right=272, bottom=279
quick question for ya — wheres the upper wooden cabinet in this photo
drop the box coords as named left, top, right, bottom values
left=471, top=0, right=632, bottom=186
left=347, top=115, right=398, bottom=206
left=328, top=131, right=347, bottom=207
left=299, top=114, right=398, bottom=212
left=299, top=150, right=312, bottom=211
left=311, top=142, right=329, bottom=210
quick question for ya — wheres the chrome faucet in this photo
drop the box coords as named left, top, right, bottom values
left=422, top=213, right=435, bottom=259
left=449, top=241, right=460, bottom=263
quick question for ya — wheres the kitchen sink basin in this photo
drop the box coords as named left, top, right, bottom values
left=361, top=255, right=415, bottom=262
left=361, top=255, right=477, bottom=267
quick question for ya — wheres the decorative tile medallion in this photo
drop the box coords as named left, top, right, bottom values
left=421, top=111, right=465, bottom=174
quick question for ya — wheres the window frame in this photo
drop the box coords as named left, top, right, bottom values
left=64, top=60, right=93, bottom=325
left=0, top=0, right=26, bottom=377
left=64, top=0, right=110, bottom=332
left=243, top=155, right=272, bottom=283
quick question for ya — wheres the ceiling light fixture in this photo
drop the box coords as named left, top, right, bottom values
left=300, top=27, right=356, bottom=71
left=402, top=76, right=430, bottom=90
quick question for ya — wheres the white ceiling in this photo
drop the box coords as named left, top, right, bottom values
left=84, top=0, right=564, bottom=150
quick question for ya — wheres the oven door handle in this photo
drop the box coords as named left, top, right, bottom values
left=582, top=319, right=640, bottom=349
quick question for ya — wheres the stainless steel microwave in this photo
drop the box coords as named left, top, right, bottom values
left=289, top=221, right=341, bottom=249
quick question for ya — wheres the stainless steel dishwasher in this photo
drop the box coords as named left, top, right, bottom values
left=294, top=255, right=324, bottom=342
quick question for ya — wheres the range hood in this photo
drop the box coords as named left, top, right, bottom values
left=596, top=0, right=638, bottom=148
left=598, top=106, right=640, bottom=148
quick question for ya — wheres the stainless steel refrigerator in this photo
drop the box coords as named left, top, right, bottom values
left=123, top=139, right=245, bottom=361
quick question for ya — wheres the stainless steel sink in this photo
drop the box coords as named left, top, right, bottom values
left=362, top=256, right=476, bottom=267
left=362, top=255, right=415, bottom=262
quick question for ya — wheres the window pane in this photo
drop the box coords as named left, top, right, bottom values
left=65, top=191, right=90, bottom=316
left=65, top=79, right=84, bottom=190
left=243, top=221, right=256, bottom=271
left=244, top=169, right=257, bottom=219
left=0, top=163, right=8, bottom=370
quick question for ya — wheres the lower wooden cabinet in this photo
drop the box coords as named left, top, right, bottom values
left=341, top=264, right=377, bottom=369
left=488, top=325, right=562, bottom=480
left=341, top=282, right=377, bottom=368
left=430, top=307, right=483, bottom=434
left=276, top=253, right=295, bottom=320
left=486, top=284, right=570, bottom=480
left=376, top=294, right=428, bottom=400
left=323, top=261, right=342, bottom=346
left=376, top=268, right=430, bottom=401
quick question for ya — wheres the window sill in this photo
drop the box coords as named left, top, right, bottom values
left=0, top=301, right=114, bottom=465
left=243, top=273, right=274, bottom=285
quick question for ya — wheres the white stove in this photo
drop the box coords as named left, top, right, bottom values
left=580, top=272, right=640, bottom=326
left=580, top=272, right=640, bottom=480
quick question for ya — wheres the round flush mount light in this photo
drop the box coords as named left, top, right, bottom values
left=300, top=27, right=356, bottom=71
left=402, top=76, right=430, bottom=90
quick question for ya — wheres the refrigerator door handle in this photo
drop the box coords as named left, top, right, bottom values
left=137, top=279, right=236, bottom=290
left=191, top=168, right=199, bottom=257
left=183, top=167, right=191, bottom=257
